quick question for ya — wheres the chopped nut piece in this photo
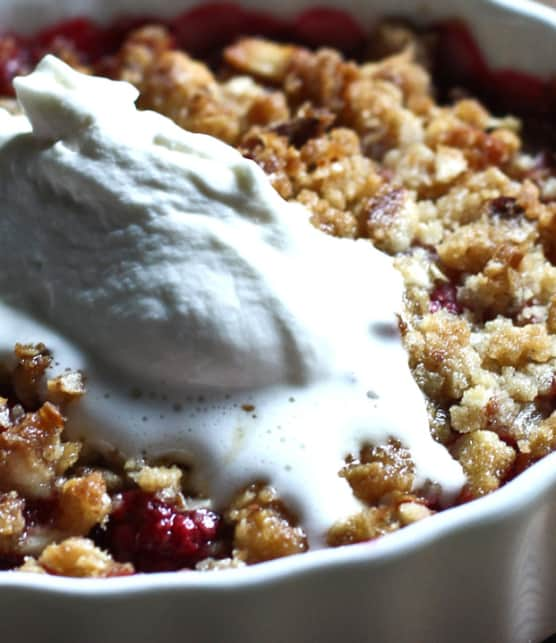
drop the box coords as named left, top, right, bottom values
left=225, top=39, right=294, bottom=82
left=364, top=187, right=418, bottom=252
left=13, top=343, right=51, bottom=410
left=451, top=431, right=516, bottom=498
left=341, top=442, right=415, bottom=505
left=126, top=462, right=183, bottom=496
left=46, top=371, right=86, bottom=405
left=434, top=146, right=467, bottom=183
left=397, top=501, right=432, bottom=526
left=18, top=556, right=46, bottom=574
left=0, top=402, right=80, bottom=498
left=233, top=506, right=307, bottom=563
left=38, top=538, right=133, bottom=577
left=229, top=485, right=307, bottom=563
left=57, top=473, right=111, bottom=535
left=328, top=507, right=399, bottom=546
left=0, top=491, right=25, bottom=551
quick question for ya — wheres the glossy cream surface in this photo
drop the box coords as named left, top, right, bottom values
left=0, top=56, right=464, bottom=542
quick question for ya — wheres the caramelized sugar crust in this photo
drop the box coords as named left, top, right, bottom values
left=2, top=21, right=556, bottom=575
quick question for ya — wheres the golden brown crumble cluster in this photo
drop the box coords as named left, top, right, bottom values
left=2, top=22, right=556, bottom=575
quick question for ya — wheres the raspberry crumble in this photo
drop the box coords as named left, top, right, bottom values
left=1, top=8, right=556, bottom=577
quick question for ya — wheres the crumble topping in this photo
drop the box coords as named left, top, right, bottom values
left=1, top=17, right=556, bottom=575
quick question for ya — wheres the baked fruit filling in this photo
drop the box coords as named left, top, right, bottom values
left=1, top=9, right=556, bottom=576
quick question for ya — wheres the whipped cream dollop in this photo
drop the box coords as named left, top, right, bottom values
left=0, top=56, right=464, bottom=543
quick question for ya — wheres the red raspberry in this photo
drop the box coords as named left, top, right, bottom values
left=455, top=485, right=476, bottom=505
left=173, top=3, right=247, bottom=55
left=0, top=34, right=31, bottom=96
left=434, top=20, right=488, bottom=85
left=34, top=17, right=106, bottom=62
left=293, top=8, right=365, bottom=53
left=24, top=497, right=57, bottom=528
left=101, top=15, right=160, bottom=56
left=0, top=554, right=23, bottom=570
left=242, top=10, right=289, bottom=41
left=429, top=282, right=461, bottom=315
left=98, top=490, right=225, bottom=572
left=490, top=69, right=546, bottom=113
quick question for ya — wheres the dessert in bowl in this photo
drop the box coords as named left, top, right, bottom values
left=0, top=0, right=556, bottom=641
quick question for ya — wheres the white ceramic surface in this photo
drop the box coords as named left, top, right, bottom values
left=0, top=1, right=555, bottom=642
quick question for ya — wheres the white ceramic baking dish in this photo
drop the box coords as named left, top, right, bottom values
left=0, top=1, right=555, bottom=642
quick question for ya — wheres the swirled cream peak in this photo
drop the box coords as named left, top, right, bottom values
left=0, top=56, right=464, bottom=543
